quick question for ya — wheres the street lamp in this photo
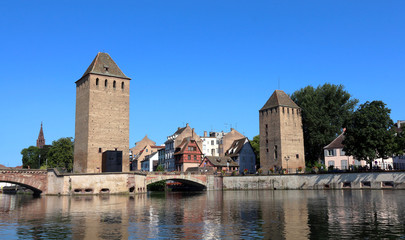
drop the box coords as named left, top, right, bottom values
left=284, top=156, right=290, bottom=174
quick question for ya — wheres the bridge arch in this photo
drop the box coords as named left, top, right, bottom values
left=145, top=173, right=208, bottom=190
left=0, top=169, right=47, bottom=195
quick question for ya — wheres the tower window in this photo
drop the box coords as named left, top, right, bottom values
left=96, top=78, right=99, bottom=86
left=99, top=148, right=102, bottom=153
left=121, top=82, right=124, bottom=89
left=113, top=81, right=116, bottom=88
left=274, top=145, right=278, bottom=160
left=105, top=79, right=108, bottom=87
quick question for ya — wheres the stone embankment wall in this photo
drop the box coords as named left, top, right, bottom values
left=222, top=172, right=405, bottom=190
left=46, top=169, right=146, bottom=195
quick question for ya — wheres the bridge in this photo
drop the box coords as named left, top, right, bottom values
left=0, top=168, right=47, bottom=195
left=145, top=172, right=208, bottom=189
left=0, top=168, right=214, bottom=195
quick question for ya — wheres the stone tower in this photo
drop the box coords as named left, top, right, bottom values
left=74, top=52, right=131, bottom=173
left=36, top=122, right=45, bottom=149
left=259, top=90, right=305, bottom=172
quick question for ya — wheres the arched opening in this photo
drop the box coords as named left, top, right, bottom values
left=147, top=179, right=206, bottom=192
left=113, top=81, right=116, bottom=88
left=105, top=79, right=108, bottom=87
left=96, top=78, right=99, bottom=86
left=0, top=180, right=42, bottom=196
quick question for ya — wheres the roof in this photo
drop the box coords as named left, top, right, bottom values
left=260, top=90, right=300, bottom=111
left=78, top=52, right=130, bottom=82
left=225, top=138, right=248, bottom=157
left=174, top=126, right=187, bottom=135
left=204, top=156, right=239, bottom=167
left=174, top=137, right=202, bottom=155
left=0, top=164, right=7, bottom=168
left=151, top=146, right=165, bottom=149
left=324, top=133, right=344, bottom=149
left=38, top=122, right=44, bottom=139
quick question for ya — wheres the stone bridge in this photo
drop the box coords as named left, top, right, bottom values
left=0, top=168, right=47, bottom=195
left=145, top=172, right=209, bottom=188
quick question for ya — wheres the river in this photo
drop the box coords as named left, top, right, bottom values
left=0, top=190, right=404, bottom=239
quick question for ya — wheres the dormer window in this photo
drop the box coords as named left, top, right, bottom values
left=104, top=65, right=109, bottom=72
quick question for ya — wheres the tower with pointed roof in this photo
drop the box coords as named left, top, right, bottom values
left=259, top=90, right=305, bottom=172
left=36, top=122, right=45, bottom=149
left=73, top=52, right=131, bottom=173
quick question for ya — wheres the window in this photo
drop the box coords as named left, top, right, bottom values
left=328, top=160, right=335, bottom=167
left=211, top=149, right=215, bottom=155
left=265, top=124, right=268, bottom=129
left=99, top=148, right=102, bottom=153
left=96, top=78, right=99, bottom=86
left=274, top=145, right=278, bottom=160
left=211, top=140, right=214, bottom=145
left=113, top=81, right=116, bottom=88
left=340, top=149, right=346, bottom=156
left=105, top=79, right=108, bottom=87
left=296, top=154, right=299, bottom=159
left=188, top=155, right=191, bottom=160
left=121, top=82, right=124, bottom=89
left=327, top=149, right=335, bottom=156
left=194, top=155, right=197, bottom=161
left=341, top=160, right=348, bottom=170
left=146, top=149, right=148, bottom=152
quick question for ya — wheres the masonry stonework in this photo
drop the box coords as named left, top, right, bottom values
left=259, top=90, right=305, bottom=172
left=74, top=53, right=131, bottom=173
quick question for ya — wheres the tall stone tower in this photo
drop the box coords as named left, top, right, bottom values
left=259, top=90, right=305, bottom=172
left=36, top=122, right=45, bottom=149
left=74, top=52, right=131, bottom=173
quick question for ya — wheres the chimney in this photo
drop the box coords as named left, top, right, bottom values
left=178, top=127, right=180, bottom=130
left=230, top=128, right=234, bottom=131
left=186, top=123, right=189, bottom=127
left=204, top=131, right=207, bottom=137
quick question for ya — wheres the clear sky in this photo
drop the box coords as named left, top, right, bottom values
left=0, top=1, right=404, bottom=167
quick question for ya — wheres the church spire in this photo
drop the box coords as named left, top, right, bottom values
left=36, top=122, right=45, bottom=149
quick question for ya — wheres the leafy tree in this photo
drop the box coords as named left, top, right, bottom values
left=291, top=84, right=358, bottom=165
left=47, top=137, right=74, bottom=172
left=250, top=135, right=260, bottom=167
left=21, top=145, right=50, bottom=169
left=343, top=101, right=396, bottom=169
left=156, top=164, right=164, bottom=171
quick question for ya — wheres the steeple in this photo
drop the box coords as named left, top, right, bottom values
left=36, top=122, right=45, bottom=149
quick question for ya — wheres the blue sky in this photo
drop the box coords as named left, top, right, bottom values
left=0, top=1, right=404, bottom=167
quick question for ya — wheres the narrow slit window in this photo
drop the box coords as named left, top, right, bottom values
left=113, top=81, right=116, bottom=88
left=105, top=79, right=108, bottom=87
left=96, top=78, right=99, bottom=86
left=121, top=82, right=124, bottom=89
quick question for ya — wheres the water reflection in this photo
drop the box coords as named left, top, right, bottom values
left=1, top=190, right=404, bottom=239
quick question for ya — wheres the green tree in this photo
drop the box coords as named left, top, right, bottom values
left=250, top=135, right=260, bottom=167
left=156, top=164, right=164, bottom=171
left=47, top=137, right=74, bottom=172
left=21, top=145, right=50, bottom=169
left=291, top=84, right=358, bottom=165
left=343, top=101, right=395, bottom=169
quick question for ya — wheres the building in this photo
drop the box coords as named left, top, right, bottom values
left=131, top=145, right=163, bottom=171
left=174, top=137, right=203, bottom=171
left=324, top=132, right=365, bottom=169
left=259, top=90, right=305, bottom=172
left=201, top=131, right=220, bottom=157
left=225, top=138, right=256, bottom=174
left=164, top=123, right=202, bottom=171
left=200, top=156, right=239, bottom=172
left=130, top=135, right=156, bottom=157
left=324, top=131, right=393, bottom=170
left=200, top=129, right=245, bottom=157
left=36, top=122, right=45, bottom=149
left=219, top=128, right=245, bottom=157
left=141, top=152, right=158, bottom=172
left=157, top=147, right=165, bottom=169
left=73, top=52, right=131, bottom=173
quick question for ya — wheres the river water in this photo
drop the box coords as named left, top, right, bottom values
left=0, top=190, right=404, bottom=239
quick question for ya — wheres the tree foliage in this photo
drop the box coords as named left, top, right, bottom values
left=291, top=83, right=358, bottom=165
left=47, top=137, right=74, bottom=172
left=343, top=101, right=395, bottom=168
left=250, top=135, right=260, bottom=167
left=21, top=137, right=73, bottom=171
left=21, top=145, right=50, bottom=169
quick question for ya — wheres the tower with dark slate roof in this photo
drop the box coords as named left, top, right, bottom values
left=74, top=53, right=131, bottom=173
left=259, top=90, right=305, bottom=172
